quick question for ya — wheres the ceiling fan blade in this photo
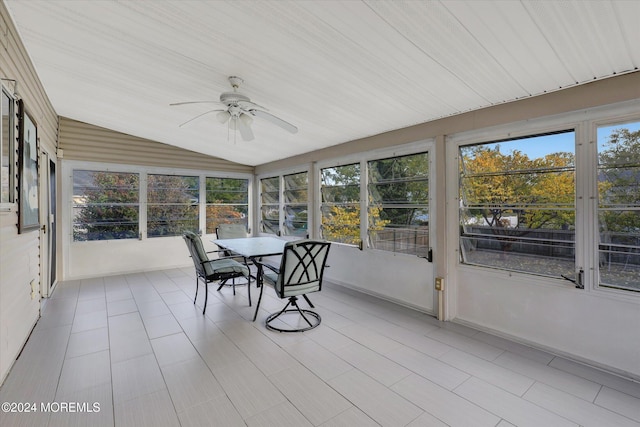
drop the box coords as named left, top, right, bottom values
left=237, top=115, right=255, bottom=141
left=250, top=109, right=298, bottom=134
left=170, top=101, right=221, bottom=106
left=237, top=100, right=267, bottom=111
left=178, top=109, right=225, bottom=127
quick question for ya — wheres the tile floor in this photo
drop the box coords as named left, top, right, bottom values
left=1, top=267, right=639, bottom=427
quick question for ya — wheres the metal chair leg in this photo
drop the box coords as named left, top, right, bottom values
left=203, top=278, right=208, bottom=315
left=253, top=265, right=265, bottom=322
left=302, top=294, right=315, bottom=308
left=193, top=276, right=199, bottom=304
left=265, top=296, right=321, bottom=333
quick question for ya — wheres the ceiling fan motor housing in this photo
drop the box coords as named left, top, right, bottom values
left=219, top=91, right=251, bottom=106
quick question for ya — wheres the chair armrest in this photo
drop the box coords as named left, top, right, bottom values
left=253, top=258, right=280, bottom=274
left=206, top=249, right=226, bottom=255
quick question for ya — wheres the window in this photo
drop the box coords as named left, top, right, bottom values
left=260, top=176, right=279, bottom=234
left=321, top=163, right=361, bottom=245
left=1, top=88, right=15, bottom=203
left=147, top=174, right=198, bottom=237
left=368, top=152, right=430, bottom=256
left=205, top=177, right=249, bottom=234
left=72, top=170, right=139, bottom=241
left=459, top=131, right=576, bottom=278
left=597, top=121, right=640, bottom=292
left=283, top=172, right=308, bottom=237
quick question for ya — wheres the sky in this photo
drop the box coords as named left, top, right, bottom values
left=483, top=120, right=640, bottom=160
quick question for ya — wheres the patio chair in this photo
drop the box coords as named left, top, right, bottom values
left=215, top=223, right=256, bottom=284
left=254, top=240, right=331, bottom=332
left=183, top=231, right=250, bottom=314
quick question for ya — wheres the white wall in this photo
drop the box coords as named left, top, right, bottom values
left=325, top=244, right=435, bottom=313
left=0, top=3, right=59, bottom=384
left=67, top=236, right=190, bottom=279
left=455, top=267, right=640, bottom=379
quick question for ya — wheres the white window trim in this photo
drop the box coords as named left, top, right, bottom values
left=314, top=138, right=436, bottom=254
left=590, top=114, right=640, bottom=298
left=0, top=84, right=17, bottom=211
left=256, top=164, right=312, bottom=239
left=446, top=99, right=640, bottom=301
left=62, top=160, right=253, bottom=243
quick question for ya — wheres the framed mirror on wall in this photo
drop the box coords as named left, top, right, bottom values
left=18, top=100, right=39, bottom=233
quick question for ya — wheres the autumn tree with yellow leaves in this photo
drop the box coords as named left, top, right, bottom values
left=460, top=145, right=575, bottom=238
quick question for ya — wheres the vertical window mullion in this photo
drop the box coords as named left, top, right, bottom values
left=199, top=175, right=206, bottom=234
left=279, top=175, right=285, bottom=235
left=140, top=172, right=147, bottom=239
left=360, top=160, right=367, bottom=248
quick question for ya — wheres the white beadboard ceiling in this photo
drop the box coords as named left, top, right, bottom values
left=4, top=0, right=639, bottom=166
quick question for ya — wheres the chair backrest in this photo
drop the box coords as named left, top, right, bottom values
left=183, top=231, right=213, bottom=278
left=216, top=223, right=248, bottom=239
left=276, top=240, right=331, bottom=298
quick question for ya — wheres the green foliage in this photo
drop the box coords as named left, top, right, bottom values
left=206, top=178, right=249, bottom=233
left=460, top=145, right=575, bottom=233
left=147, top=175, right=199, bottom=237
left=598, top=128, right=640, bottom=232
left=73, top=171, right=139, bottom=241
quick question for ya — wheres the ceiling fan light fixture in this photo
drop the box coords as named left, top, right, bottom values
left=239, top=112, right=253, bottom=127
left=216, top=110, right=231, bottom=124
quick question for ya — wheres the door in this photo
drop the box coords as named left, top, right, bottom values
left=39, top=151, right=57, bottom=297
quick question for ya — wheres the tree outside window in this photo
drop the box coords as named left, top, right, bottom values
left=459, top=131, right=576, bottom=278
left=368, top=152, right=429, bottom=256
left=260, top=176, right=279, bottom=234
left=72, top=170, right=139, bottom=241
left=147, top=174, right=199, bottom=237
left=598, top=123, right=640, bottom=291
left=206, top=177, right=248, bottom=234
left=321, top=164, right=361, bottom=245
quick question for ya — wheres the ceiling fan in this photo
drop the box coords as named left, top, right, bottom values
left=170, top=76, right=298, bottom=141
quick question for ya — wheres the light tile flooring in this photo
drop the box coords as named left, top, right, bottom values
left=1, top=267, right=639, bottom=427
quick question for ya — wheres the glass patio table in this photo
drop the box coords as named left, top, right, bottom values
left=213, top=236, right=288, bottom=321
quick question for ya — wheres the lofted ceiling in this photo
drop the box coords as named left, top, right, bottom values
left=4, top=0, right=639, bottom=167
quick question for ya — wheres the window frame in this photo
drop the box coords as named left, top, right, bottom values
left=257, top=166, right=311, bottom=239
left=65, top=160, right=253, bottom=243
left=259, top=175, right=281, bottom=235
left=457, top=130, right=577, bottom=279
left=283, top=171, right=310, bottom=238
left=592, top=115, right=640, bottom=295
left=367, top=151, right=431, bottom=257
left=205, top=176, right=250, bottom=235
left=315, top=140, right=435, bottom=256
left=446, top=99, right=640, bottom=297
left=71, top=169, right=141, bottom=241
left=1, top=84, right=17, bottom=207
left=146, top=173, right=200, bottom=238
